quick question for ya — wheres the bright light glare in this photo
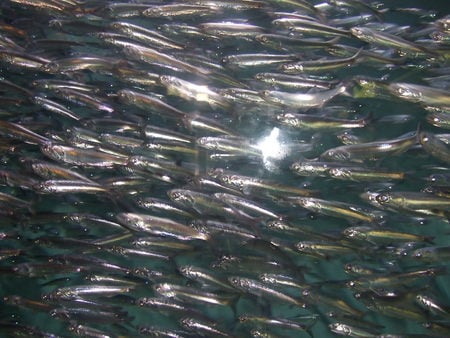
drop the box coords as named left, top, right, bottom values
left=256, top=127, right=289, bottom=171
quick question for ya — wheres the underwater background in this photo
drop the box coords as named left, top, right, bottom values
left=0, top=0, right=449, bottom=337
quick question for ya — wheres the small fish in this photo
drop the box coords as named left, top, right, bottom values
left=41, top=56, right=128, bottom=74
left=169, top=188, right=255, bottom=221
left=196, top=136, right=261, bottom=157
left=116, top=213, right=208, bottom=241
left=178, top=265, right=235, bottom=291
left=343, top=225, right=433, bottom=244
left=326, top=166, right=405, bottom=182
left=295, top=240, right=356, bottom=259
left=199, top=21, right=264, bottom=38
left=261, top=83, right=347, bottom=108
left=273, top=17, right=350, bottom=37
left=135, top=197, right=195, bottom=219
left=256, top=34, right=339, bottom=53
left=228, top=276, right=306, bottom=307
left=209, top=168, right=315, bottom=197
left=289, top=197, right=381, bottom=222
left=159, top=75, right=229, bottom=109
left=280, top=48, right=362, bottom=73
left=124, top=44, right=209, bottom=75
left=276, top=112, right=369, bottom=130
left=255, top=72, right=337, bottom=90
left=223, top=53, right=300, bottom=68
left=32, top=96, right=81, bottom=121
left=40, top=143, right=129, bottom=167
left=426, top=111, right=450, bottom=129
left=351, top=27, right=436, bottom=57
left=50, top=307, right=129, bottom=324
left=291, top=160, right=352, bottom=177
left=32, top=179, right=108, bottom=194
left=0, top=48, right=51, bottom=70
left=419, top=131, right=450, bottom=164
left=44, top=284, right=132, bottom=301
left=239, top=314, right=314, bottom=332
left=412, top=245, right=450, bottom=261
left=68, top=323, right=114, bottom=338
left=190, top=219, right=257, bottom=241
left=52, top=87, right=114, bottom=113
left=415, top=294, right=450, bottom=318
left=117, top=89, right=187, bottom=119
left=320, top=129, right=418, bottom=162
left=389, top=82, right=450, bottom=107
left=153, top=283, right=234, bottom=306
left=348, top=267, right=446, bottom=290
left=214, top=192, right=280, bottom=219
left=110, top=21, right=185, bottom=50
left=142, top=4, right=220, bottom=18
left=329, top=322, right=379, bottom=337
left=143, top=125, right=194, bottom=144
left=180, top=317, right=232, bottom=337
left=0, top=120, right=49, bottom=145
left=375, top=191, right=450, bottom=211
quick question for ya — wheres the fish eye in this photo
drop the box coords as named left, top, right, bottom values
left=169, top=190, right=181, bottom=199
left=344, top=228, right=357, bottom=237
left=432, top=116, right=441, bottom=123
left=180, top=317, right=192, bottom=326
left=351, top=27, right=362, bottom=36
left=238, top=315, right=249, bottom=322
left=344, top=263, right=354, bottom=272
left=257, top=35, right=268, bottom=43
left=138, top=298, right=147, bottom=306
left=342, top=325, right=351, bottom=334
left=296, top=242, right=306, bottom=250
left=420, top=134, right=429, bottom=143
left=221, top=175, right=232, bottom=184
left=396, top=87, right=405, bottom=95
left=375, top=193, right=390, bottom=204
left=290, top=163, right=300, bottom=171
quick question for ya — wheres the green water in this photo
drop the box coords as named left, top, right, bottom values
left=0, top=0, right=449, bottom=337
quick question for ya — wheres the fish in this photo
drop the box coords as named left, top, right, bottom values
left=288, top=196, right=382, bottom=222
left=280, top=48, right=362, bottom=73
left=350, top=26, right=436, bottom=57
left=0, top=1, right=450, bottom=337
left=32, top=179, right=109, bottom=194
left=276, top=112, right=370, bottom=130
left=116, top=213, right=209, bottom=241
left=44, top=285, right=133, bottom=301
left=388, top=83, right=450, bottom=107
left=228, top=276, right=306, bottom=307
left=320, top=129, right=418, bottom=162
left=153, top=283, right=235, bottom=306
left=260, top=83, right=347, bottom=108
left=180, top=316, right=233, bottom=337
left=419, top=131, right=450, bottom=164
left=343, top=225, right=433, bottom=244
left=40, top=143, right=129, bottom=167
left=272, top=17, right=350, bottom=37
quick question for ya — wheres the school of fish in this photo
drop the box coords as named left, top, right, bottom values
left=0, top=0, right=449, bottom=337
